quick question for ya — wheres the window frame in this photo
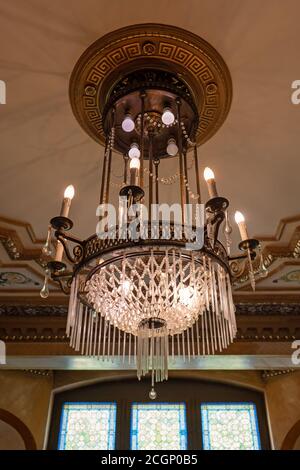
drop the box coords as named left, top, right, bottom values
left=47, top=378, right=271, bottom=450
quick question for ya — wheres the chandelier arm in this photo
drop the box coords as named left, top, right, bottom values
left=55, top=232, right=84, bottom=264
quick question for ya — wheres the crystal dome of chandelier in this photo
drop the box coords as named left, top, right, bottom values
left=41, top=25, right=265, bottom=395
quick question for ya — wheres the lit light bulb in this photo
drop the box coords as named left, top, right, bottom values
left=166, top=138, right=178, bottom=156
left=122, top=114, right=135, bottom=132
left=118, top=279, right=132, bottom=296
left=179, top=286, right=195, bottom=307
left=234, top=211, right=245, bottom=224
left=203, top=167, right=215, bottom=181
left=234, top=211, right=249, bottom=241
left=64, top=185, right=75, bottom=200
left=60, top=185, right=75, bottom=218
left=162, top=107, right=175, bottom=125
left=130, top=157, right=140, bottom=170
left=203, top=167, right=218, bottom=199
left=128, top=143, right=140, bottom=159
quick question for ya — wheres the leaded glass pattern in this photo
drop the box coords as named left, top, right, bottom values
left=201, top=402, right=261, bottom=450
left=130, top=403, right=187, bottom=450
left=58, top=402, right=116, bottom=450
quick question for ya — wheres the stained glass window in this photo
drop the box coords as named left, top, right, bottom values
left=58, top=402, right=117, bottom=450
left=201, top=402, right=261, bottom=450
left=130, top=403, right=187, bottom=450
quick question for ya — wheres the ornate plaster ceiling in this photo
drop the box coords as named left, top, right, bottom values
left=0, top=0, right=300, bottom=303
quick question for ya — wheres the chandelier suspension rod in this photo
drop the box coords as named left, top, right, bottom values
left=148, top=130, right=154, bottom=221
left=99, top=134, right=109, bottom=206
left=123, top=154, right=129, bottom=185
left=193, top=144, right=201, bottom=204
left=104, top=108, right=115, bottom=204
left=176, top=97, right=186, bottom=225
left=139, top=91, right=146, bottom=188
left=154, top=158, right=160, bottom=204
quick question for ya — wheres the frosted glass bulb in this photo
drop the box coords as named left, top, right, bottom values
left=122, top=114, right=135, bottom=132
left=166, top=138, right=178, bottom=156
left=234, top=211, right=245, bottom=224
left=64, top=185, right=75, bottom=199
left=203, top=167, right=215, bottom=181
left=130, top=157, right=140, bottom=170
left=128, top=143, right=140, bottom=159
left=162, top=107, right=175, bottom=125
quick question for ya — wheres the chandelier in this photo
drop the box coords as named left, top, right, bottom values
left=40, top=25, right=266, bottom=397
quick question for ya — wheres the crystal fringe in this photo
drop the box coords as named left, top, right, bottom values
left=66, top=253, right=236, bottom=383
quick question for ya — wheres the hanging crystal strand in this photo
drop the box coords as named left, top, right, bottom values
left=206, top=257, right=217, bottom=353
left=196, top=318, right=200, bottom=356
left=40, top=268, right=50, bottom=299
left=258, top=244, right=269, bottom=278
left=187, top=327, right=191, bottom=361
left=81, top=306, right=88, bottom=355
left=111, top=325, right=116, bottom=363
left=42, top=225, right=53, bottom=257
left=171, top=334, right=175, bottom=362
left=118, top=328, right=121, bottom=358
left=102, top=320, right=108, bottom=360
left=134, top=334, right=137, bottom=366
left=211, top=261, right=224, bottom=351
left=93, top=313, right=99, bottom=357
left=106, top=323, right=111, bottom=361
left=201, top=304, right=205, bottom=356
left=86, top=309, right=92, bottom=356
left=66, top=276, right=78, bottom=336
left=191, top=325, right=195, bottom=358
left=226, top=275, right=237, bottom=337
left=123, top=331, right=126, bottom=364
left=177, top=333, right=181, bottom=357
left=203, top=299, right=210, bottom=355
left=128, top=331, right=131, bottom=365
left=77, top=303, right=84, bottom=351
left=223, top=210, right=232, bottom=255
left=247, top=248, right=256, bottom=291
left=97, top=315, right=103, bottom=359
left=70, top=299, right=80, bottom=348
left=181, top=330, right=186, bottom=362
left=164, top=335, right=168, bottom=381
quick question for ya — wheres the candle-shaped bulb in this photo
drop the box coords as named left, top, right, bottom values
left=235, top=211, right=249, bottom=241
left=130, top=157, right=140, bottom=170
left=203, top=167, right=215, bottom=181
left=60, top=185, right=75, bottom=217
left=203, top=167, right=218, bottom=199
left=234, top=211, right=245, bottom=224
left=64, top=185, right=75, bottom=200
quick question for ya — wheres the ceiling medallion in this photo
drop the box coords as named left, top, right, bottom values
left=69, top=23, right=232, bottom=148
left=41, top=25, right=267, bottom=399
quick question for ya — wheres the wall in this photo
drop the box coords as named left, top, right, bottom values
left=0, top=370, right=53, bottom=449
left=0, top=369, right=299, bottom=449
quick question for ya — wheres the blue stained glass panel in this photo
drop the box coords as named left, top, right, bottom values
left=201, top=402, right=261, bottom=450
left=58, top=402, right=117, bottom=450
left=130, top=403, right=187, bottom=450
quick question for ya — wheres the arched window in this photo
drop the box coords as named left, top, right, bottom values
left=47, top=378, right=270, bottom=450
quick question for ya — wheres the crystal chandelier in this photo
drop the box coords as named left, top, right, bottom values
left=40, top=25, right=265, bottom=396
